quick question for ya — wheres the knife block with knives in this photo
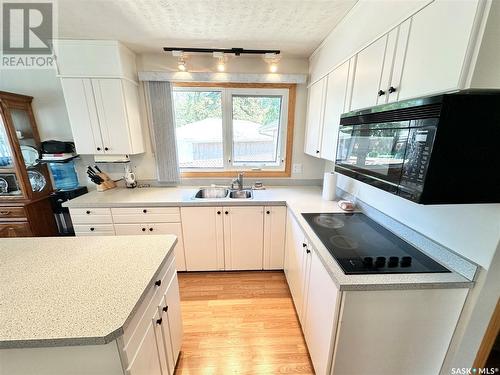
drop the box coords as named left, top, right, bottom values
left=87, top=166, right=117, bottom=192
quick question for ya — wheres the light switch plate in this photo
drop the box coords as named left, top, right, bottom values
left=292, top=163, right=303, bottom=174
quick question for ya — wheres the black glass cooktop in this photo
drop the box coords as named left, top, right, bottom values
left=302, top=213, right=450, bottom=275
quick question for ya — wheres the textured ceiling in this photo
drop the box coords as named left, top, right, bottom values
left=57, top=0, right=357, bottom=57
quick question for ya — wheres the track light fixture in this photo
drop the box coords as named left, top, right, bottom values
left=263, top=53, right=281, bottom=73
left=164, top=47, right=280, bottom=56
left=172, top=50, right=188, bottom=71
left=213, top=52, right=227, bottom=72
left=167, top=47, right=282, bottom=73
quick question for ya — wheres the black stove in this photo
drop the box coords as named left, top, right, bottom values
left=302, top=213, right=450, bottom=275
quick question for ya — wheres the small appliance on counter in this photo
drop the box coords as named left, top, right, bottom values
left=302, top=212, right=450, bottom=275
left=50, top=186, right=88, bottom=236
left=40, top=141, right=80, bottom=191
left=124, top=164, right=137, bottom=188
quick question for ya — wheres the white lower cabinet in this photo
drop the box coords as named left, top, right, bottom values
left=127, top=319, right=162, bottom=375
left=161, top=275, right=183, bottom=375
left=263, top=206, right=287, bottom=269
left=181, top=206, right=225, bottom=271
left=284, top=211, right=310, bottom=323
left=182, top=205, right=284, bottom=271
left=223, top=206, right=264, bottom=270
left=303, top=249, right=340, bottom=375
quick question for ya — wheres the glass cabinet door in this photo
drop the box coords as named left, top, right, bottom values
left=9, top=108, right=47, bottom=193
left=0, top=114, right=22, bottom=196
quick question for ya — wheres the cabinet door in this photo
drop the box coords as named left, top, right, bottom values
left=320, top=61, right=349, bottom=162
left=115, top=223, right=149, bottom=235
left=181, top=207, right=224, bottom=271
left=387, top=20, right=411, bottom=103
left=398, top=0, right=479, bottom=100
left=304, top=249, right=341, bottom=375
left=223, top=206, right=264, bottom=270
left=284, top=212, right=309, bottom=323
left=154, top=223, right=186, bottom=272
left=163, top=274, right=183, bottom=373
left=60, top=78, right=104, bottom=154
left=126, top=319, right=162, bottom=375
left=304, top=78, right=326, bottom=157
left=153, top=310, right=170, bottom=375
left=91, top=79, right=133, bottom=154
left=263, top=206, right=287, bottom=270
left=350, top=35, right=387, bottom=110
left=377, top=29, right=398, bottom=105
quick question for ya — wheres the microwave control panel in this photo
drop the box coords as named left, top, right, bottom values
left=399, top=125, right=437, bottom=201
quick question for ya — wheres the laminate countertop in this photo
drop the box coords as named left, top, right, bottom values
left=63, top=186, right=474, bottom=292
left=0, top=235, right=177, bottom=349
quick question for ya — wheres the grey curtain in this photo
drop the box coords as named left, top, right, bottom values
left=145, top=81, right=180, bottom=184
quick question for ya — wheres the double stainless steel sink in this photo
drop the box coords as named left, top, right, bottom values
left=194, top=187, right=253, bottom=200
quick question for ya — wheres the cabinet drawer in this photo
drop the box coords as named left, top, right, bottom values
left=0, top=222, right=31, bottom=237
left=70, top=208, right=113, bottom=224
left=0, top=207, right=27, bottom=220
left=122, top=252, right=176, bottom=363
left=112, top=207, right=181, bottom=223
left=74, top=224, right=115, bottom=236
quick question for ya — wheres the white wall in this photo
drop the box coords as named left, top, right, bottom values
left=136, top=53, right=325, bottom=181
left=0, top=68, right=72, bottom=140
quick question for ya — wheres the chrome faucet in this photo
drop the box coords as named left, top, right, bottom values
left=232, top=172, right=244, bottom=191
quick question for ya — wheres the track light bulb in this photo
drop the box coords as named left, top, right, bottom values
left=177, top=56, right=187, bottom=71
left=269, top=63, right=278, bottom=73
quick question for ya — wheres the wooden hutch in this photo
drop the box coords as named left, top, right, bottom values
left=0, top=91, right=57, bottom=237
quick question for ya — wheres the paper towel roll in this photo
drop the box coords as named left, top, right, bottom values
left=322, top=172, right=337, bottom=201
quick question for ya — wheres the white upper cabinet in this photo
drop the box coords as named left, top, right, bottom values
left=306, top=0, right=489, bottom=113
left=386, top=20, right=411, bottom=103
left=61, top=77, right=145, bottom=155
left=350, top=35, right=387, bottom=110
left=320, top=61, right=350, bottom=162
left=304, top=78, right=327, bottom=157
left=60, top=78, right=103, bottom=154
left=57, top=40, right=145, bottom=156
left=398, top=0, right=480, bottom=100
left=224, top=206, right=264, bottom=270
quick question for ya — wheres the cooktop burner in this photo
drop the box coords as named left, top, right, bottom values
left=302, top=213, right=450, bottom=275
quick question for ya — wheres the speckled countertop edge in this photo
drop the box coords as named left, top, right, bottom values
left=0, top=236, right=177, bottom=349
left=62, top=186, right=475, bottom=291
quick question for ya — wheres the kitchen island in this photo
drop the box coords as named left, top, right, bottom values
left=0, top=235, right=183, bottom=375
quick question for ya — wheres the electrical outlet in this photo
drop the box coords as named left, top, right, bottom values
left=292, top=163, right=303, bottom=174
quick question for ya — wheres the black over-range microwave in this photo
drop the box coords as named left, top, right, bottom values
left=335, top=90, right=500, bottom=204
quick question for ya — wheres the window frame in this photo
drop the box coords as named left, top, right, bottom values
left=173, top=82, right=296, bottom=178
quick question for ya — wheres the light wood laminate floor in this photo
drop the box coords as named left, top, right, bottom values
left=175, top=271, right=314, bottom=374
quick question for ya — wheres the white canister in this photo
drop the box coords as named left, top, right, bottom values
left=322, top=172, right=337, bottom=201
